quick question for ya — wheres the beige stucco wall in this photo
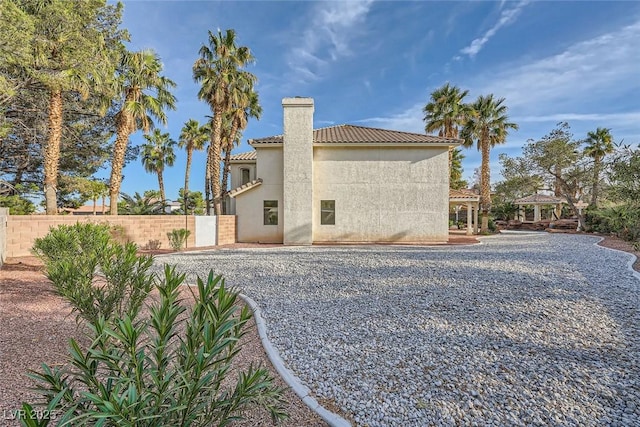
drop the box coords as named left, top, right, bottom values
left=282, top=97, right=314, bottom=245
left=312, top=146, right=450, bottom=243
left=228, top=161, right=256, bottom=214
left=235, top=147, right=284, bottom=243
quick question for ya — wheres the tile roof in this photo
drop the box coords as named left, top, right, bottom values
left=230, top=151, right=257, bottom=161
left=250, top=124, right=461, bottom=145
left=449, top=189, right=480, bottom=201
left=228, top=178, right=263, bottom=198
left=514, top=194, right=565, bottom=204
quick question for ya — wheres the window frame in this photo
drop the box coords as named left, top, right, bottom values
left=263, top=200, right=278, bottom=225
left=241, top=168, right=251, bottom=185
left=320, top=200, right=335, bottom=225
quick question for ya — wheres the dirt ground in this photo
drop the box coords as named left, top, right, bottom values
left=1, top=233, right=637, bottom=426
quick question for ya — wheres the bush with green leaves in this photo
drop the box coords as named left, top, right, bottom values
left=31, top=222, right=154, bottom=324
left=167, top=228, right=191, bottom=251
left=21, top=266, right=288, bottom=426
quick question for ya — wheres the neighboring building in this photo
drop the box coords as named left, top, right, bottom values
left=63, top=204, right=109, bottom=215
left=228, top=97, right=461, bottom=244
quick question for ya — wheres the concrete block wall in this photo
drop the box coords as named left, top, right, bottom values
left=217, top=215, right=237, bottom=245
left=6, top=215, right=197, bottom=258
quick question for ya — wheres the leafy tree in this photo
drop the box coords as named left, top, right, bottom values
left=0, top=194, right=35, bottom=214
left=493, top=153, right=544, bottom=203
left=193, top=29, right=257, bottom=215
left=178, top=188, right=205, bottom=215
left=178, top=119, right=208, bottom=215
left=584, top=127, right=614, bottom=207
left=522, top=123, right=591, bottom=229
left=608, top=143, right=640, bottom=205
left=141, top=129, right=176, bottom=204
left=461, top=95, right=518, bottom=232
left=13, top=0, right=124, bottom=214
left=109, top=49, right=176, bottom=215
left=118, top=191, right=166, bottom=215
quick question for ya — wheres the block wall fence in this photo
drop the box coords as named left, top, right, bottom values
left=3, top=215, right=237, bottom=258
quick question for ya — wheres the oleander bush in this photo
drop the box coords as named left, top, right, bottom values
left=32, top=222, right=154, bottom=324
left=21, top=266, right=288, bottom=426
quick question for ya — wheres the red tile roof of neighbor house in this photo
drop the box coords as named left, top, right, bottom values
left=249, top=124, right=462, bottom=145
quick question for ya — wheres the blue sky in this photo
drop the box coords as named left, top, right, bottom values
left=99, top=0, right=640, bottom=201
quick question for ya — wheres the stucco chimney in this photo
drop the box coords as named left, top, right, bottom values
left=282, top=97, right=314, bottom=245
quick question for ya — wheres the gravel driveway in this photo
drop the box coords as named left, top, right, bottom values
left=156, top=233, right=640, bottom=427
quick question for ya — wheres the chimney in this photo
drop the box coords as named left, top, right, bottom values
left=282, top=97, right=314, bottom=245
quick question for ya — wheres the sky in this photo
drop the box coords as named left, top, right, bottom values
left=98, top=0, right=640, bottom=202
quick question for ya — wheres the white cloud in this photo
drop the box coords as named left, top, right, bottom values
left=514, top=112, right=640, bottom=123
left=459, top=0, right=530, bottom=58
left=478, top=20, right=640, bottom=112
left=285, top=0, right=373, bottom=84
left=355, top=102, right=424, bottom=132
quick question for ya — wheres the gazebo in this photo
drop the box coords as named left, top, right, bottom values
left=449, top=189, right=480, bottom=235
left=513, top=194, right=565, bottom=222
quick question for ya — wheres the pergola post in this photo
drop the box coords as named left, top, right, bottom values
left=534, top=205, right=541, bottom=222
left=466, top=203, right=473, bottom=235
left=473, top=205, right=479, bottom=234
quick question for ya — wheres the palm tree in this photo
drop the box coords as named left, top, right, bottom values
left=178, top=119, right=209, bottom=215
left=141, top=129, right=176, bottom=205
left=87, top=180, right=109, bottom=215
left=423, top=83, right=470, bottom=138
left=584, top=127, right=614, bottom=207
left=423, top=83, right=470, bottom=177
left=109, top=49, right=176, bottom=215
left=450, top=148, right=467, bottom=190
left=193, top=29, right=256, bottom=215
left=119, top=192, right=166, bottom=215
left=221, top=87, right=262, bottom=213
left=461, top=95, right=518, bottom=232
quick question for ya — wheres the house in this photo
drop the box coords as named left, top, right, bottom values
left=228, top=97, right=461, bottom=244
left=62, top=204, right=109, bottom=215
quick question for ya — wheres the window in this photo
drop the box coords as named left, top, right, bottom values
left=241, top=168, right=251, bottom=185
left=263, top=200, right=278, bottom=225
left=320, top=200, right=335, bottom=225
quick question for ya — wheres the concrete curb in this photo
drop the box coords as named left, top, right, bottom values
left=593, top=236, right=640, bottom=282
left=239, top=293, right=352, bottom=427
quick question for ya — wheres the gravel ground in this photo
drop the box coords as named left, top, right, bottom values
left=155, top=232, right=640, bottom=427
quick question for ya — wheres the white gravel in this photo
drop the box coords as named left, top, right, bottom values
left=155, top=233, right=640, bottom=426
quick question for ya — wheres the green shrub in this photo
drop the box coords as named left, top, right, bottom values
left=22, top=266, right=288, bottom=426
left=32, top=222, right=154, bottom=324
left=167, top=228, right=191, bottom=251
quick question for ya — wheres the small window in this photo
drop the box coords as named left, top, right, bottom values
left=263, top=200, right=278, bottom=225
left=241, top=168, right=251, bottom=185
left=320, top=200, right=335, bottom=225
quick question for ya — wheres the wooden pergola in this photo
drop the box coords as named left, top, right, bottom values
left=513, top=194, right=565, bottom=222
left=449, top=189, right=480, bottom=235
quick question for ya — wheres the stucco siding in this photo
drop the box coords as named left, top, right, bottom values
left=235, top=147, right=284, bottom=243
left=228, top=162, right=256, bottom=214
left=312, top=146, right=450, bottom=243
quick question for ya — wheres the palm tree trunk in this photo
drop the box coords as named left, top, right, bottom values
left=92, top=197, right=97, bottom=215
left=591, top=157, right=600, bottom=207
left=184, top=148, right=193, bottom=215
left=109, top=113, right=133, bottom=215
left=204, top=154, right=211, bottom=215
left=102, top=194, right=106, bottom=214
left=210, top=107, right=223, bottom=215
left=220, top=146, right=232, bottom=214
left=158, top=170, right=165, bottom=209
left=44, top=89, right=63, bottom=215
left=480, top=136, right=491, bottom=233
